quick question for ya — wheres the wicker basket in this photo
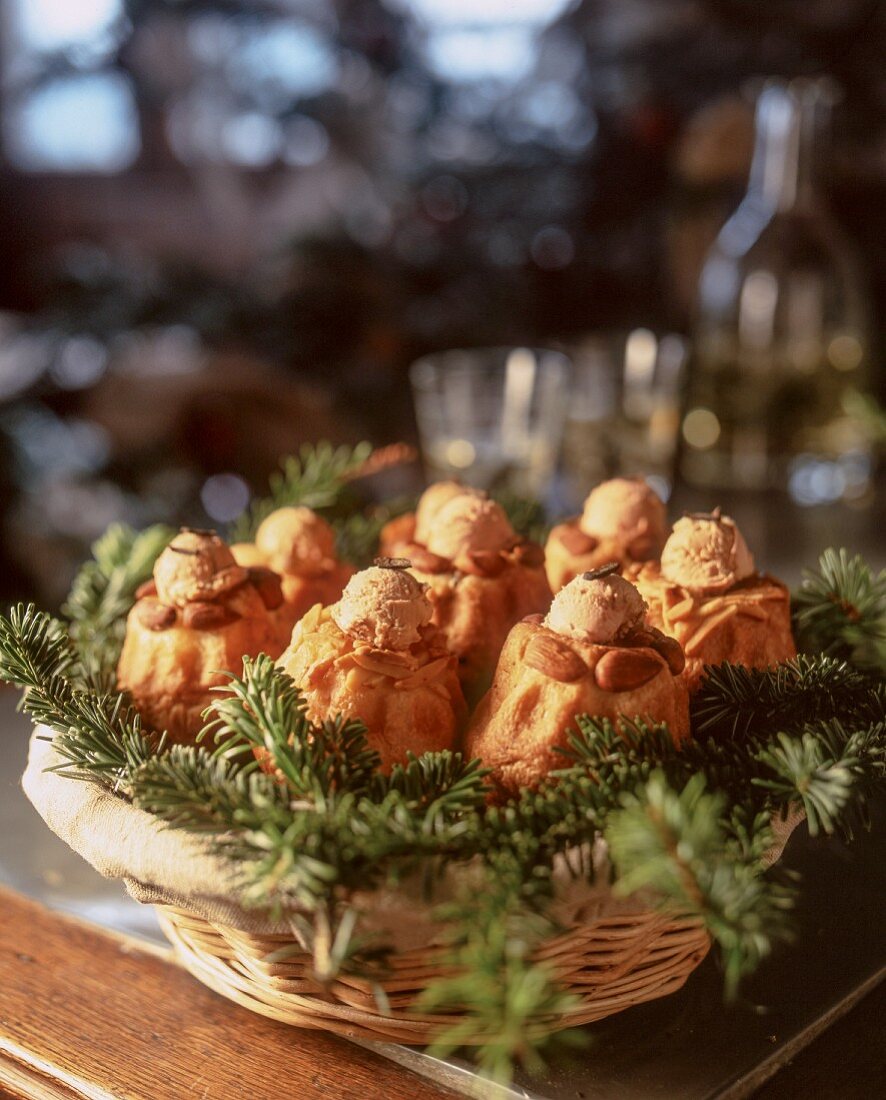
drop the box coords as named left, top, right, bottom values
left=156, top=904, right=710, bottom=1044
left=28, top=728, right=804, bottom=1044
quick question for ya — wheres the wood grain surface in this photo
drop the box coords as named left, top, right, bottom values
left=0, top=887, right=460, bottom=1100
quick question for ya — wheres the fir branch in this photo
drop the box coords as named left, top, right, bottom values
left=0, top=603, right=75, bottom=688
left=62, top=523, right=173, bottom=690
left=229, top=441, right=374, bottom=542
left=691, top=656, right=882, bottom=742
left=203, top=656, right=380, bottom=803
left=0, top=604, right=156, bottom=790
left=752, top=723, right=885, bottom=838
left=605, top=772, right=796, bottom=997
left=381, top=752, right=490, bottom=832
left=792, top=548, right=886, bottom=672
left=417, top=854, right=586, bottom=1086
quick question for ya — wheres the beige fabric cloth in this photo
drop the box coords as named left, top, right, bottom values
left=21, top=725, right=804, bottom=942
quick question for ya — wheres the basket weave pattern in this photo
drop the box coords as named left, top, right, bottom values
left=157, top=905, right=710, bottom=1044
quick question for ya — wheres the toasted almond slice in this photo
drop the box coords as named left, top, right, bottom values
left=464, top=550, right=508, bottom=577
left=556, top=524, right=598, bottom=555
left=594, top=648, right=663, bottom=692
left=406, top=545, right=451, bottom=574
left=512, top=540, right=546, bottom=568
left=736, top=604, right=768, bottom=620
left=683, top=605, right=738, bottom=657
left=666, top=596, right=695, bottom=623
left=300, top=603, right=324, bottom=633
left=346, top=667, right=379, bottom=692
left=351, top=651, right=414, bottom=679
left=524, top=633, right=587, bottom=683
left=395, top=656, right=451, bottom=690
left=136, top=599, right=177, bottom=631
left=355, top=645, right=413, bottom=669
left=182, top=601, right=240, bottom=630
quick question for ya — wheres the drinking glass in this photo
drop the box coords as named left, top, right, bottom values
left=561, top=329, right=689, bottom=507
left=410, top=347, right=571, bottom=498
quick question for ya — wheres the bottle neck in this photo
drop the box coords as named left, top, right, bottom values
left=747, top=82, right=824, bottom=214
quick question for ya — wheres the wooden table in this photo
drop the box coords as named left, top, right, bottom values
left=0, top=886, right=882, bottom=1100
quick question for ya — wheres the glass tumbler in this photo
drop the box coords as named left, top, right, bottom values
left=410, top=347, right=571, bottom=499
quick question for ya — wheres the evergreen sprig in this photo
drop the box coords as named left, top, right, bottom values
left=417, top=853, right=587, bottom=1084
left=606, top=773, right=794, bottom=997
left=792, top=548, right=886, bottom=671
left=690, top=656, right=882, bottom=741
left=62, top=523, right=173, bottom=690
left=0, top=604, right=157, bottom=790
left=229, top=441, right=373, bottom=542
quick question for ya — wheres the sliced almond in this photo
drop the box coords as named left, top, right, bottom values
left=182, top=601, right=241, bottom=630
left=645, top=629, right=685, bottom=674
left=512, top=540, right=545, bottom=568
left=665, top=596, right=695, bottom=623
left=594, top=648, right=663, bottom=692
left=736, top=604, right=768, bottom=620
left=351, top=650, right=415, bottom=679
left=523, top=633, right=587, bottom=683
left=405, top=545, right=451, bottom=574
left=395, top=656, right=452, bottom=689
left=683, top=605, right=738, bottom=657
left=346, top=667, right=379, bottom=692
left=697, top=595, right=732, bottom=618
left=556, top=525, right=598, bottom=555
left=463, top=550, right=508, bottom=577
left=355, top=645, right=413, bottom=668
left=135, top=599, right=177, bottom=631
left=300, top=603, right=324, bottom=633
left=248, top=566, right=284, bottom=610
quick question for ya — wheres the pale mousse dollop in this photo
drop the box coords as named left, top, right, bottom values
left=154, top=530, right=244, bottom=607
left=255, top=506, right=336, bottom=575
left=660, top=512, right=755, bottom=594
left=545, top=571, right=647, bottom=645
left=331, top=564, right=433, bottom=650
left=414, top=482, right=482, bottom=544
left=579, top=477, right=667, bottom=546
left=425, top=495, right=514, bottom=561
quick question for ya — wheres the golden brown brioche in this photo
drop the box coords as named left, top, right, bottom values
left=626, top=510, right=795, bottom=692
left=377, top=481, right=483, bottom=558
left=231, top=506, right=354, bottom=648
left=465, top=567, right=688, bottom=799
left=395, top=493, right=551, bottom=701
left=545, top=477, right=667, bottom=593
left=117, top=529, right=284, bottom=743
left=277, top=563, right=466, bottom=771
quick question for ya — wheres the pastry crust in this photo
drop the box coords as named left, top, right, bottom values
left=231, top=532, right=354, bottom=649
left=545, top=520, right=646, bottom=593
left=465, top=619, right=690, bottom=799
left=409, top=547, right=552, bottom=701
left=626, top=562, right=796, bottom=692
left=118, top=573, right=281, bottom=744
left=277, top=604, right=465, bottom=771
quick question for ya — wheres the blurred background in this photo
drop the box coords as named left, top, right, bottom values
left=1, top=0, right=885, bottom=605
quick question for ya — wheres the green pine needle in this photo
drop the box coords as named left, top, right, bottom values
left=63, top=523, right=173, bottom=690
left=606, top=772, right=795, bottom=998
left=793, top=548, right=886, bottom=672
left=228, top=441, right=373, bottom=543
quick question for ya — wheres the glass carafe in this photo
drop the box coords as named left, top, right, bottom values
left=682, top=78, right=873, bottom=502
